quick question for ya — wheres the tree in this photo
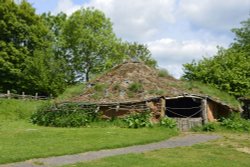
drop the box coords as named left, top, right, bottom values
left=183, top=17, right=250, bottom=97
left=23, top=48, right=67, bottom=96
left=122, top=42, right=157, bottom=68
left=0, top=0, right=67, bottom=95
left=62, top=8, right=119, bottom=82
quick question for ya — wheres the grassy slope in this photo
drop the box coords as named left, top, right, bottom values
left=0, top=98, right=177, bottom=164
left=65, top=132, right=250, bottom=167
left=180, top=81, right=240, bottom=108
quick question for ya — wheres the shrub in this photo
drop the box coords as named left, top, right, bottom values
left=202, top=122, right=216, bottom=132
left=158, top=68, right=170, bottom=77
left=123, top=111, right=152, bottom=128
left=149, top=89, right=165, bottom=95
left=31, top=103, right=98, bottom=127
left=160, top=117, right=177, bottom=129
left=128, top=82, right=143, bottom=93
left=94, top=83, right=107, bottom=92
left=220, top=117, right=250, bottom=132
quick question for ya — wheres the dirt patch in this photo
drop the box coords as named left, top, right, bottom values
left=236, top=147, right=250, bottom=154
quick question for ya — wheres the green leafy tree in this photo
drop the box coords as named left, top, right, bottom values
left=0, top=0, right=67, bottom=95
left=183, top=17, right=250, bottom=97
left=120, top=42, right=157, bottom=68
left=62, top=8, right=119, bottom=82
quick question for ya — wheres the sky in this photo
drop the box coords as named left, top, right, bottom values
left=26, top=0, right=250, bottom=78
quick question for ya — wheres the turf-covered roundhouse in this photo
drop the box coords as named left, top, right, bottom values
left=33, top=61, right=241, bottom=130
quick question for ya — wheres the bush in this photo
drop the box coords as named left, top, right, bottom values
left=158, top=68, right=170, bottom=77
left=220, top=117, right=250, bottom=132
left=123, top=111, right=152, bottom=128
left=202, top=122, right=216, bottom=132
left=31, top=103, right=98, bottom=127
left=128, top=82, right=143, bottom=93
left=160, top=117, right=177, bottom=129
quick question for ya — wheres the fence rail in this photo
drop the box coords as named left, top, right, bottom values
left=0, top=90, right=52, bottom=100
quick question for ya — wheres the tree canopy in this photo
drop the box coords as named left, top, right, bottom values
left=0, top=1, right=157, bottom=96
left=183, top=17, right=250, bottom=97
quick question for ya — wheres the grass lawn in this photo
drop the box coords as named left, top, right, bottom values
left=0, top=99, right=178, bottom=164
left=65, top=132, right=250, bottom=167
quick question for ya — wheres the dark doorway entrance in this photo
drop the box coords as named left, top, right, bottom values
left=165, top=97, right=202, bottom=118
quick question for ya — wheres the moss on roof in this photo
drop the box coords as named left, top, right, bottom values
left=70, top=62, right=239, bottom=108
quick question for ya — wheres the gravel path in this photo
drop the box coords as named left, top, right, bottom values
left=0, top=134, right=220, bottom=167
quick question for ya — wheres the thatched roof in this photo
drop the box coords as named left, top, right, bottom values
left=72, top=61, right=185, bottom=103
left=70, top=61, right=239, bottom=111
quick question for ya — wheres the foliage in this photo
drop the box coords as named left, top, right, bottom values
left=183, top=17, right=250, bottom=97
left=220, top=114, right=250, bottom=132
left=23, top=48, right=67, bottom=96
left=0, top=1, right=157, bottom=95
left=128, top=82, right=143, bottom=93
left=120, top=42, right=157, bottom=68
left=56, top=84, right=86, bottom=101
left=202, top=122, right=217, bottom=132
left=122, top=111, right=152, bottom=128
left=61, top=8, right=119, bottom=82
left=160, top=117, right=177, bottom=129
left=192, top=113, right=250, bottom=132
left=31, top=103, right=99, bottom=127
left=158, top=68, right=170, bottom=77
left=148, top=89, right=165, bottom=95
left=0, top=0, right=67, bottom=96
left=182, top=81, right=240, bottom=108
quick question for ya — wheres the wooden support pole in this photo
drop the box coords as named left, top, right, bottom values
left=35, top=93, right=38, bottom=100
left=160, top=98, right=166, bottom=118
left=202, top=99, right=208, bottom=124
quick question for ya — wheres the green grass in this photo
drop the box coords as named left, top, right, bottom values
left=0, top=99, right=45, bottom=120
left=65, top=132, right=250, bottom=167
left=182, top=81, right=240, bottom=108
left=0, top=99, right=178, bottom=164
left=0, top=121, right=177, bottom=164
left=56, top=84, right=85, bottom=101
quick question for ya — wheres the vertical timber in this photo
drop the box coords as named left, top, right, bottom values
left=160, top=98, right=166, bottom=118
left=202, top=99, right=208, bottom=124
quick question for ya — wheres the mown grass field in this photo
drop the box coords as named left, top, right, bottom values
left=65, top=132, right=250, bottom=167
left=0, top=99, right=178, bottom=164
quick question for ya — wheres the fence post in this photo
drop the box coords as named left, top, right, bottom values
left=22, top=92, right=25, bottom=100
left=7, top=90, right=10, bottom=99
left=35, top=93, right=38, bottom=100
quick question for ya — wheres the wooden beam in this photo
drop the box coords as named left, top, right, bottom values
left=202, top=99, right=208, bottom=124
left=160, top=98, right=166, bottom=118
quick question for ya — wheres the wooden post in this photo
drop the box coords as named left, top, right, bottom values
left=7, top=90, right=10, bottom=99
left=202, top=99, right=208, bottom=124
left=35, top=93, right=38, bottom=100
left=160, top=98, right=166, bottom=118
left=22, top=92, right=25, bottom=99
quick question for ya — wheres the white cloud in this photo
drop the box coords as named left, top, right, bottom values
left=148, top=38, right=218, bottom=78
left=84, top=0, right=177, bottom=42
left=178, top=0, right=250, bottom=32
left=54, top=0, right=81, bottom=15
left=50, top=0, right=249, bottom=78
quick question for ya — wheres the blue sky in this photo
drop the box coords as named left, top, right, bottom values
left=26, top=0, right=250, bottom=78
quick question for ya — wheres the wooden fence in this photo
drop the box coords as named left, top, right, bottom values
left=0, top=90, right=52, bottom=100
